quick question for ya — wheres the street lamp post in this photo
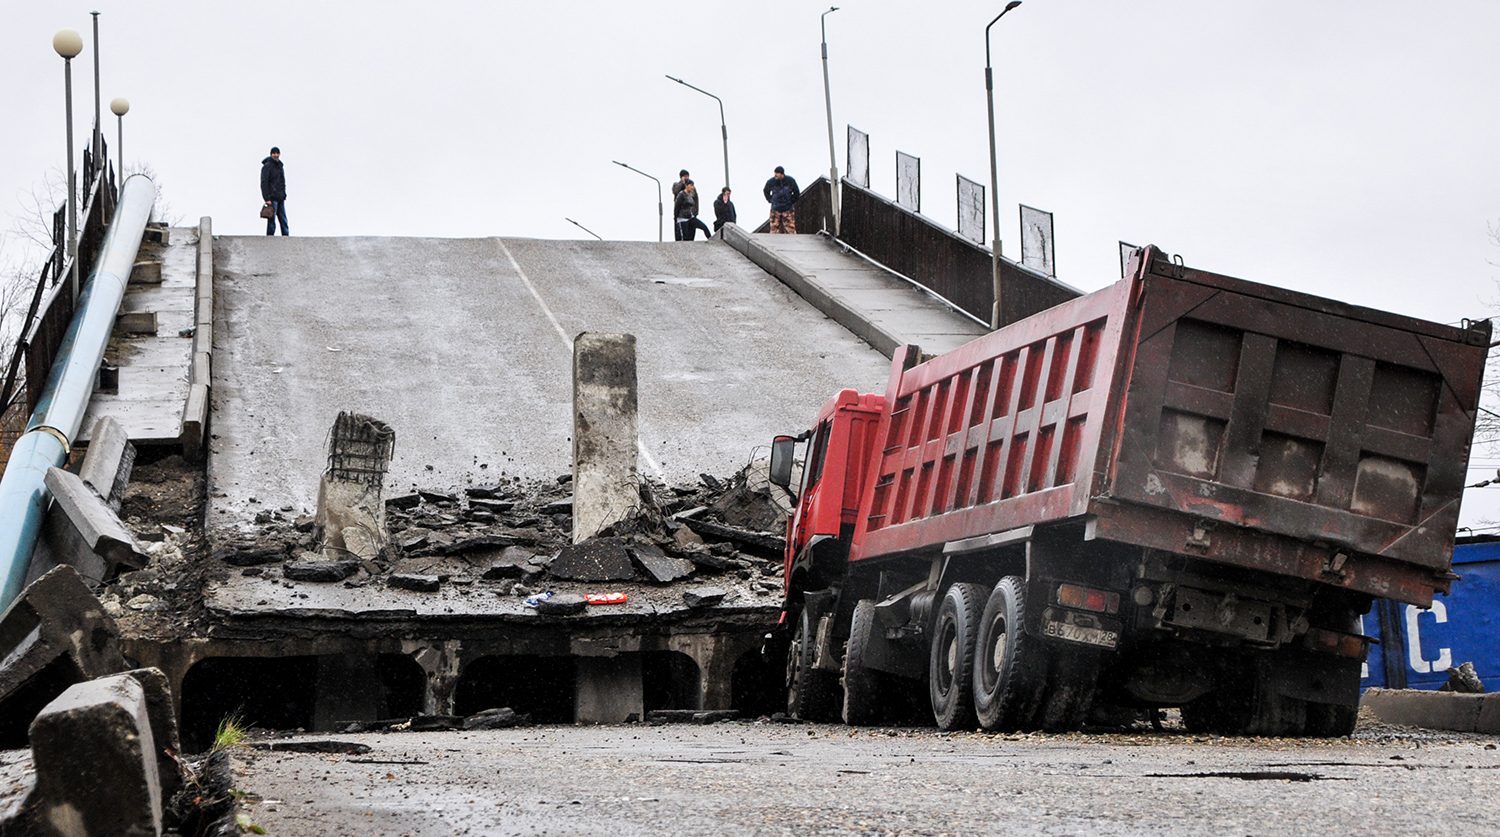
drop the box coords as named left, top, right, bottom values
left=612, top=161, right=663, bottom=243
left=110, top=97, right=129, bottom=179
left=565, top=218, right=603, bottom=241
left=91, top=11, right=101, bottom=166
left=54, top=28, right=83, bottom=302
left=821, top=6, right=841, bottom=237
left=665, top=75, right=730, bottom=191
left=985, top=1, right=1021, bottom=330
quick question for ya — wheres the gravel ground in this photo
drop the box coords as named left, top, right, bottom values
left=230, top=713, right=1500, bottom=836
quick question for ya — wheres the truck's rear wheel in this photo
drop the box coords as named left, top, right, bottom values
left=787, top=606, right=839, bottom=721
left=842, top=600, right=884, bottom=725
left=1181, top=662, right=1306, bottom=737
left=929, top=583, right=985, bottom=731
left=973, top=576, right=1048, bottom=731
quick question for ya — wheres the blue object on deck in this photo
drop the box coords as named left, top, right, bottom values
left=0, top=175, right=155, bottom=612
left=1361, top=536, right=1500, bottom=691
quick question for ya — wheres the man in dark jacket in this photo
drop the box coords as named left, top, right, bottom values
left=260, top=147, right=289, bottom=236
left=712, top=187, right=736, bottom=233
left=674, top=181, right=712, bottom=241
left=670, top=169, right=695, bottom=240
left=763, top=166, right=799, bottom=233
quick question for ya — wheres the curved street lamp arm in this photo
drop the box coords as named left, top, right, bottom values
left=985, top=1, right=1022, bottom=68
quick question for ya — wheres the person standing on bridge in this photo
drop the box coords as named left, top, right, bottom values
left=670, top=170, right=694, bottom=240
left=763, top=166, right=799, bottom=234
left=674, top=181, right=712, bottom=241
left=260, top=147, right=289, bottom=236
left=713, top=187, right=736, bottom=234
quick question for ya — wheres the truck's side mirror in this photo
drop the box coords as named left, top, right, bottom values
left=769, top=435, right=797, bottom=492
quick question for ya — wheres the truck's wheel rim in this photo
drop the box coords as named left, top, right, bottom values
left=986, top=614, right=1008, bottom=690
left=938, top=621, right=958, bottom=694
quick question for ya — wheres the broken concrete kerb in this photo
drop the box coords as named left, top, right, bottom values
left=0, top=565, right=127, bottom=749
left=23, top=674, right=162, bottom=837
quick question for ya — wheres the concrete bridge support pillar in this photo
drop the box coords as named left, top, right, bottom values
left=410, top=641, right=462, bottom=717
left=573, top=333, right=638, bottom=543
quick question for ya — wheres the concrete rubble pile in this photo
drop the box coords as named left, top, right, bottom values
left=208, top=463, right=790, bottom=607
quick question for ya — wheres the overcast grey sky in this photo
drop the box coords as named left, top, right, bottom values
left=4, top=1, right=1500, bottom=522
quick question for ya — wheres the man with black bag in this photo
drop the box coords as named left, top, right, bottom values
left=260, top=147, right=289, bottom=236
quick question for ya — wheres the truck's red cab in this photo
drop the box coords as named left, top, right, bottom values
left=771, top=389, right=884, bottom=601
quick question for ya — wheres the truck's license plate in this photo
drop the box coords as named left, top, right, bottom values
left=1044, top=620, right=1118, bottom=649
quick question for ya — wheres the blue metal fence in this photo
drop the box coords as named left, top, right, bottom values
left=1361, top=536, right=1500, bottom=690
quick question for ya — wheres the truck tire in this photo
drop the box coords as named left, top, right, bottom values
left=1303, top=701, right=1358, bottom=737
left=1181, top=663, right=1306, bottom=737
left=929, top=583, right=986, bottom=731
left=842, top=600, right=884, bottom=726
left=1036, top=648, right=1102, bottom=732
left=787, top=606, right=840, bottom=722
left=973, top=576, right=1048, bottom=731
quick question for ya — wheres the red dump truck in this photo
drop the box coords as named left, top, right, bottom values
left=768, top=245, right=1491, bottom=736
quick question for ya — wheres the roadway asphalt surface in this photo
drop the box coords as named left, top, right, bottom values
left=231, top=719, right=1500, bottom=836
left=209, top=236, right=890, bottom=532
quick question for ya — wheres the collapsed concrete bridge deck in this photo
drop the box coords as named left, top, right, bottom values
left=128, top=229, right=917, bottom=741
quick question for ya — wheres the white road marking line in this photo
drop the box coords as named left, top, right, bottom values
left=494, top=238, right=666, bottom=482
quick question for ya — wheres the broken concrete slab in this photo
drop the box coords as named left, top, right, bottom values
left=630, top=543, right=695, bottom=584
left=386, top=493, right=422, bottom=511
left=283, top=559, right=360, bottom=583
left=0, top=566, right=127, bottom=749
left=683, top=587, right=728, bottom=608
left=646, top=709, right=740, bottom=724
left=215, top=546, right=286, bottom=566
left=534, top=593, right=588, bottom=616
left=24, top=674, right=161, bottom=837
left=573, top=332, right=638, bottom=543
left=550, top=537, right=634, bottom=582
left=389, top=574, right=442, bottom=593
left=463, top=707, right=524, bottom=730
left=480, top=546, right=536, bottom=580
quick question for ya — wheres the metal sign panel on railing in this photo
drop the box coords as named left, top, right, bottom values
left=896, top=151, right=920, bottom=212
left=956, top=175, right=985, bottom=244
left=1019, top=203, right=1055, bottom=277
left=1119, top=241, right=1141, bottom=278
left=847, top=126, right=870, bottom=189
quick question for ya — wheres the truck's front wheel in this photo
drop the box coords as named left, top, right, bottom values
left=929, top=583, right=986, bottom=731
left=973, top=576, right=1048, bottom=731
left=842, top=600, right=884, bottom=725
left=787, top=606, right=840, bottom=721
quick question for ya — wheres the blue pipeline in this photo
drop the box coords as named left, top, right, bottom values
left=0, top=175, right=156, bottom=610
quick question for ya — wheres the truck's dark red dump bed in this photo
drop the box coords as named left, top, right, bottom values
left=850, top=246, right=1489, bottom=606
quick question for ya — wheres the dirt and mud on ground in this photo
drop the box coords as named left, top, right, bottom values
left=102, top=453, right=791, bottom=637
left=223, top=706, right=1500, bottom=836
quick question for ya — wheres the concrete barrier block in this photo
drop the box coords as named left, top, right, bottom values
left=26, top=674, right=161, bottom=837
left=1477, top=693, right=1500, bottom=734
left=79, top=416, right=136, bottom=511
left=0, top=567, right=126, bottom=749
left=573, top=333, right=638, bottom=543
left=43, top=467, right=147, bottom=572
left=1361, top=687, right=1485, bottom=732
left=128, top=260, right=162, bottom=285
left=115, top=311, right=158, bottom=335
left=181, top=383, right=209, bottom=463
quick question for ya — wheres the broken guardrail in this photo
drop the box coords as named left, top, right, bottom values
left=0, top=174, right=155, bottom=611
